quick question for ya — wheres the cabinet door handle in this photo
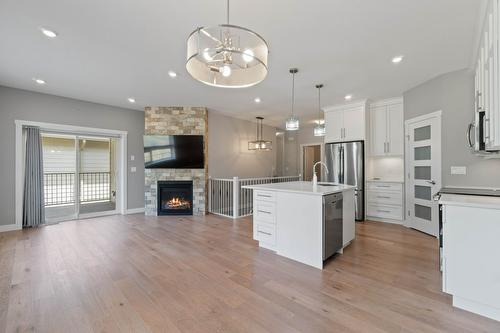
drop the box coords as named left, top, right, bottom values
left=387, top=142, right=390, bottom=153
left=258, top=210, right=272, bottom=215
left=377, top=196, right=391, bottom=199
left=377, top=210, right=391, bottom=213
left=257, top=194, right=272, bottom=198
left=375, top=185, right=391, bottom=188
left=258, top=230, right=272, bottom=236
left=466, top=123, right=475, bottom=148
left=484, top=118, right=490, bottom=140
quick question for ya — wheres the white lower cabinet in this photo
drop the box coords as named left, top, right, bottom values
left=252, top=190, right=277, bottom=250
left=366, top=181, right=404, bottom=222
left=253, top=223, right=276, bottom=247
left=441, top=200, right=500, bottom=322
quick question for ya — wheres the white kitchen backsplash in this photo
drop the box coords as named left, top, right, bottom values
left=367, top=156, right=404, bottom=181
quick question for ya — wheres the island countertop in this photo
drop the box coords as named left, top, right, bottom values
left=242, top=181, right=355, bottom=196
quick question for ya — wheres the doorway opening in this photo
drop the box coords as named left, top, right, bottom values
left=301, top=144, right=322, bottom=181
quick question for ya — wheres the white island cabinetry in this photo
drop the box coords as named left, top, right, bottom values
left=245, top=181, right=356, bottom=269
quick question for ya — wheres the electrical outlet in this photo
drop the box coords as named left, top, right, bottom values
left=130, top=155, right=135, bottom=161
left=131, top=166, right=137, bottom=173
left=451, top=166, right=466, bottom=175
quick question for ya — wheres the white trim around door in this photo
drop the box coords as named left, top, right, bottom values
left=13, top=120, right=129, bottom=231
left=404, top=110, right=442, bottom=237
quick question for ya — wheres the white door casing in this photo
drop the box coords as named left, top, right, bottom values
left=404, top=111, right=442, bottom=237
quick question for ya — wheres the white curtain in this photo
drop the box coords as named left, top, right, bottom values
left=23, top=126, right=45, bottom=227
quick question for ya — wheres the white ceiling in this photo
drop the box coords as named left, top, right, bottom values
left=0, top=0, right=484, bottom=127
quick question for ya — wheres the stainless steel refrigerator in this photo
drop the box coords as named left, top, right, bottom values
left=325, top=141, right=364, bottom=221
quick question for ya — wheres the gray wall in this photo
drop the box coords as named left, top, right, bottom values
left=0, top=86, right=145, bottom=226
left=208, top=112, right=277, bottom=178
left=404, top=69, right=500, bottom=188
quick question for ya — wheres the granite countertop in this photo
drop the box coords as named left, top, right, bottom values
left=242, top=181, right=355, bottom=196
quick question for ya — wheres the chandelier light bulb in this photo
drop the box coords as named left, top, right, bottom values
left=203, top=48, right=212, bottom=61
left=221, top=65, right=232, bottom=77
left=242, top=49, right=254, bottom=62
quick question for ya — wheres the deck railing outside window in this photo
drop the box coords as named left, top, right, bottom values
left=44, top=172, right=111, bottom=206
left=209, top=175, right=301, bottom=218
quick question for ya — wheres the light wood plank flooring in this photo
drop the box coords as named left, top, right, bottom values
left=1, top=214, right=499, bottom=332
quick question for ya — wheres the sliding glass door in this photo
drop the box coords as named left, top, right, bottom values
left=42, top=133, right=117, bottom=223
left=42, top=134, right=78, bottom=222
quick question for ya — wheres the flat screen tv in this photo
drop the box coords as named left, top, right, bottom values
left=144, top=135, right=204, bottom=169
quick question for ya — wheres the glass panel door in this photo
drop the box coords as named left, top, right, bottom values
left=42, top=134, right=77, bottom=223
left=406, top=114, right=441, bottom=237
left=78, top=137, right=117, bottom=215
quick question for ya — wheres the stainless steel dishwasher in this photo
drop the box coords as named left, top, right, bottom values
left=323, top=193, right=343, bottom=260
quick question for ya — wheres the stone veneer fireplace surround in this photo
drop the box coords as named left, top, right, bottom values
left=144, top=107, right=208, bottom=216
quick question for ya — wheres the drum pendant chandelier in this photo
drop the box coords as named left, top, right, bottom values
left=186, top=0, right=269, bottom=88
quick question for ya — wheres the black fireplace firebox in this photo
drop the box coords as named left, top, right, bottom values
left=157, top=180, right=193, bottom=215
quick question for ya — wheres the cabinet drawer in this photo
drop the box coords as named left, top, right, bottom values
left=254, top=190, right=276, bottom=202
left=367, top=191, right=402, bottom=206
left=367, top=204, right=403, bottom=220
left=254, top=223, right=276, bottom=246
left=254, top=201, right=276, bottom=224
left=367, top=182, right=403, bottom=193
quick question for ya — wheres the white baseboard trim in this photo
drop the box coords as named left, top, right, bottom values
left=453, top=295, right=500, bottom=322
left=0, top=224, right=22, bottom=233
left=366, top=216, right=403, bottom=225
left=126, top=207, right=145, bottom=215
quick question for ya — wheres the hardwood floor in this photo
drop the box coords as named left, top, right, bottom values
left=1, top=214, right=499, bottom=333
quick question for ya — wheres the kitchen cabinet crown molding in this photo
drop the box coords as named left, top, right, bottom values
left=369, top=97, right=404, bottom=108
left=323, top=99, right=368, bottom=113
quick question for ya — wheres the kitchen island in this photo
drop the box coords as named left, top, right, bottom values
left=242, top=181, right=356, bottom=269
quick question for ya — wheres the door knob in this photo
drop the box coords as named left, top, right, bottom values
left=427, top=180, right=436, bottom=185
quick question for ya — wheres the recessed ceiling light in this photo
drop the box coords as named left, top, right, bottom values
left=33, top=78, right=46, bottom=85
left=344, top=94, right=352, bottom=101
left=168, top=70, right=177, bottom=78
left=127, top=97, right=136, bottom=103
left=40, top=27, right=57, bottom=38
left=254, top=97, right=261, bottom=103
left=392, top=55, right=404, bottom=63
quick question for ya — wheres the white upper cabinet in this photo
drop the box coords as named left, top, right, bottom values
left=324, top=110, right=343, bottom=142
left=369, top=98, right=404, bottom=156
left=343, top=106, right=365, bottom=141
left=475, top=0, right=500, bottom=151
left=370, top=105, right=387, bottom=156
left=324, top=101, right=367, bottom=143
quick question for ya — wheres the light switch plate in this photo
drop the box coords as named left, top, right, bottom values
left=130, top=155, right=135, bottom=161
left=131, top=166, right=137, bottom=173
left=451, top=166, right=466, bottom=175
